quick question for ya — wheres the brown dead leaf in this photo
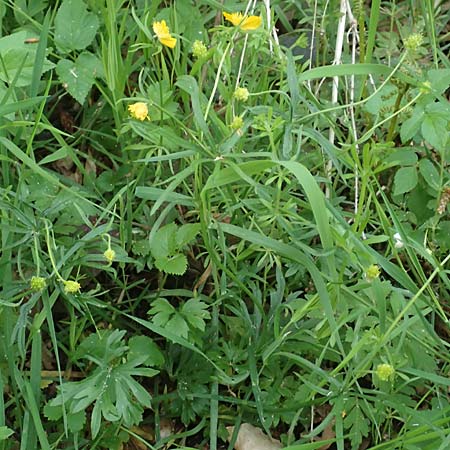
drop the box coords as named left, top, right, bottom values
left=316, top=420, right=335, bottom=450
left=227, top=423, right=282, bottom=450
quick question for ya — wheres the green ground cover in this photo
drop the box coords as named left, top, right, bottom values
left=1, top=0, right=450, bottom=448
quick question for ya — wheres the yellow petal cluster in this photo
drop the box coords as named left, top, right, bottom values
left=223, top=12, right=262, bottom=31
left=128, top=102, right=149, bottom=121
left=153, top=20, right=177, bottom=48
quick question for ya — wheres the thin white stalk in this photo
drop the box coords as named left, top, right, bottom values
left=325, top=0, right=347, bottom=197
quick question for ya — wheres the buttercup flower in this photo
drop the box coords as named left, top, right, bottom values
left=192, top=40, right=208, bottom=59
left=128, top=102, right=149, bottom=121
left=104, top=248, right=116, bottom=264
left=234, top=87, right=249, bottom=102
left=153, top=20, right=177, bottom=49
left=30, top=276, right=46, bottom=291
left=376, top=363, right=395, bottom=382
left=223, top=12, right=262, bottom=31
left=64, top=280, right=81, bottom=294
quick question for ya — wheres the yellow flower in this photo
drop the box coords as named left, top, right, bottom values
left=104, top=248, right=116, bottom=264
left=64, top=280, right=81, bottom=294
left=153, top=20, right=177, bottom=49
left=223, top=12, right=262, bottom=31
left=128, top=102, right=149, bottom=121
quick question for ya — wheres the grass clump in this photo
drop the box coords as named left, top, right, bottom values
left=1, top=0, right=450, bottom=449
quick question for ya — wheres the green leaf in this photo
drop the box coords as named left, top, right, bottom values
left=149, top=298, right=176, bottom=326
left=421, top=102, right=450, bottom=150
left=181, top=299, right=210, bottom=331
left=166, top=313, right=190, bottom=339
left=135, top=186, right=194, bottom=207
left=418, top=159, right=440, bottom=191
left=365, top=84, right=397, bottom=116
left=56, top=52, right=102, bottom=104
left=176, top=75, right=210, bottom=136
left=67, top=411, right=86, bottom=433
left=151, top=223, right=178, bottom=259
left=0, top=31, right=54, bottom=86
left=54, top=0, right=99, bottom=53
left=393, top=166, right=418, bottom=195
left=127, top=335, right=165, bottom=367
left=344, top=404, right=370, bottom=449
left=0, top=426, right=13, bottom=441
left=384, top=148, right=418, bottom=166
left=176, top=223, right=201, bottom=248
left=400, top=108, right=424, bottom=143
left=427, top=69, right=450, bottom=94
left=155, top=253, right=188, bottom=276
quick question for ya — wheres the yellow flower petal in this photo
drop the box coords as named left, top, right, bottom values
left=223, top=12, right=244, bottom=27
left=223, top=12, right=261, bottom=31
left=128, top=102, right=149, bottom=121
left=153, top=20, right=176, bottom=48
left=153, top=20, right=170, bottom=37
left=240, top=15, right=262, bottom=31
left=160, top=36, right=177, bottom=49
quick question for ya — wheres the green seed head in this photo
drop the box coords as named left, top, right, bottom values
left=376, top=363, right=395, bottom=381
left=30, top=276, right=46, bottom=291
left=104, top=248, right=116, bottom=263
left=64, top=280, right=81, bottom=294
left=234, top=87, right=249, bottom=102
left=404, top=33, right=424, bottom=53
left=230, top=115, right=244, bottom=130
left=192, top=40, right=208, bottom=59
left=365, top=264, right=381, bottom=281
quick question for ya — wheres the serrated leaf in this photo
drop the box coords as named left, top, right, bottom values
left=0, top=31, right=54, bottom=86
left=128, top=335, right=165, bottom=367
left=166, top=313, right=190, bottom=339
left=155, top=253, right=188, bottom=275
left=56, top=52, right=102, bottom=104
left=393, top=166, right=418, bottom=196
left=44, top=403, right=63, bottom=421
left=54, top=0, right=99, bottom=53
left=181, top=299, right=210, bottom=331
left=344, top=405, right=369, bottom=449
left=149, top=298, right=176, bottom=328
